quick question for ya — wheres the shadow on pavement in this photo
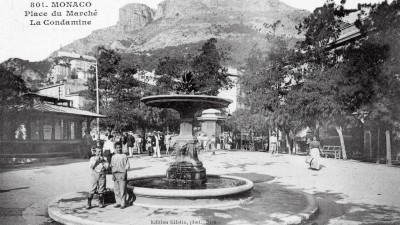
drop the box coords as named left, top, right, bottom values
left=302, top=191, right=400, bottom=225
left=221, top=162, right=259, bottom=171
left=128, top=166, right=149, bottom=172
left=189, top=173, right=312, bottom=225
left=0, top=187, right=29, bottom=193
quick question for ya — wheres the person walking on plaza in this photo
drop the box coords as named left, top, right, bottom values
left=308, top=136, right=321, bottom=170
left=270, top=133, right=278, bottom=155
left=201, top=134, right=208, bottom=151
left=127, top=131, right=135, bottom=157
left=227, top=134, right=233, bottom=150
left=158, top=131, right=165, bottom=152
left=165, top=132, right=172, bottom=155
left=210, top=135, right=216, bottom=154
left=216, top=135, right=221, bottom=150
left=136, top=134, right=142, bottom=154
left=87, top=146, right=109, bottom=209
left=110, top=143, right=130, bottom=209
left=122, top=132, right=129, bottom=156
left=220, top=134, right=225, bottom=150
left=152, top=131, right=161, bottom=158
left=147, top=135, right=153, bottom=156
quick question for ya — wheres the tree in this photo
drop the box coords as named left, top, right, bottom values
left=291, top=0, right=400, bottom=160
left=0, top=65, right=30, bottom=113
left=290, top=1, right=359, bottom=159
left=86, top=47, right=174, bottom=134
left=0, top=65, right=31, bottom=140
left=226, top=108, right=269, bottom=150
left=356, top=0, right=400, bottom=126
left=155, top=38, right=232, bottom=95
left=355, top=1, right=400, bottom=163
left=239, top=28, right=305, bottom=154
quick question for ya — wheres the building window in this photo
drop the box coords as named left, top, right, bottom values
left=63, top=120, right=69, bottom=140
left=30, top=121, right=40, bottom=140
left=82, top=120, right=88, bottom=138
left=70, top=121, right=76, bottom=139
left=15, top=123, right=27, bottom=140
left=55, top=120, right=63, bottom=140
left=43, top=124, right=53, bottom=140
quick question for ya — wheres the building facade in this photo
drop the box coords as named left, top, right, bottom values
left=0, top=94, right=105, bottom=162
left=47, top=51, right=96, bottom=83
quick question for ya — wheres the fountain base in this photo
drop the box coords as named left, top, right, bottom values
left=126, top=174, right=254, bottom=208
left=166, top=162, right=207, bottom=188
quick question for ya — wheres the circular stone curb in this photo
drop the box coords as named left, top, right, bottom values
left=275, top=190, right=319, bottom=224
left=48, top=193, right=122, bottom=225
left=48, top=189, right=318, bottom=225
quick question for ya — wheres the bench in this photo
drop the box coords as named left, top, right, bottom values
left=321, top=145, right=342, bottom=159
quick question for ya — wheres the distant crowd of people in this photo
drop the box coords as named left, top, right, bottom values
left=80, top=130, right=171, bottom=159
left=196, top=133, right=234, bottom=152
left=82, top=129, right=250, bottom=160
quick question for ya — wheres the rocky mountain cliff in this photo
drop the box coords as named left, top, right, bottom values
left=61, top=0, right=309, bottom=63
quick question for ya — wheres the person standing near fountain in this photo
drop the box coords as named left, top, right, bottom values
left=87, top=146, right=109, bottom=209
left=210, top=135, right=216, bottom=154
left=110, top=143, right=130, bottom=209
left=152, top=131, right=161, bottom=158
left=81, top=130, right=94, bottom=159
left=165, top=132, right=172, bottom=155
left=103, top=135, right=115, bottom=173
left=127, top=131, right=135, bottom=157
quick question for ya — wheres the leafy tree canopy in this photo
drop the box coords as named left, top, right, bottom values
left=85, top=47, right=180, bottom=133
left=0, top=65, right=30, bottom=113
left=155, top=38, right=233, bottom=95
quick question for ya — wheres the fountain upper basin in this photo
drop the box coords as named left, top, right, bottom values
left=140, top=95, right=232, bottom=110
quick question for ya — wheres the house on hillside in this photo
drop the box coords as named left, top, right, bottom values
left=47, top=51, right=96, bottom=83
left=218, top=67, right=243, bottom=113
left=133, top=70, right=159, bottom=85
left=48, top=59, right=71, bottom=83
left=36, top=79, right=89, bottom=108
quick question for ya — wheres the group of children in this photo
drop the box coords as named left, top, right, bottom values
left=87, top=142, right=130, bottom=210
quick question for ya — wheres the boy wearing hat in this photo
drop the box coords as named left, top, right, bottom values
left=87, top=146, right=109, bottom=209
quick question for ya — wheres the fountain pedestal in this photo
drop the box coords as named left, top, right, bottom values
left=166, top=139, right=207, bottom=187
left=166, top=114, right=207, bottom=187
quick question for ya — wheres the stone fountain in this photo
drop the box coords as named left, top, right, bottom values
left=141, top=95, right=231, bottom=187
left=126, top=94, right=254, bottom=208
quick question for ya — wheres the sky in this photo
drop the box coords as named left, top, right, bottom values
left=0, top=0, right=388, bottom=63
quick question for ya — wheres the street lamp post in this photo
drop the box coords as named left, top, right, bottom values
left=96, top=60, right=100, bottom=147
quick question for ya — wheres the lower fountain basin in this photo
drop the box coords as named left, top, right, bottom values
left=127, top=174, right=254, bottom=208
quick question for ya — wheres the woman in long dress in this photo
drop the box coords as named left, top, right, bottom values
left=309, top=136, right=321, bottom=170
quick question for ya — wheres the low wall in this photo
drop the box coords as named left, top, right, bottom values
left=0, top=140, right=80, bottom=165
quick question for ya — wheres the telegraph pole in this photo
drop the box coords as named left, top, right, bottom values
left=96, top=59, right=100, bottom=146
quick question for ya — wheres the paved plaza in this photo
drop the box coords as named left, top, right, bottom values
left=1, top=150, right=400, bottom=225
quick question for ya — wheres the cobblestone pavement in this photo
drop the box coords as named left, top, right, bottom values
left=1, top=151, right=400, bottom=225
